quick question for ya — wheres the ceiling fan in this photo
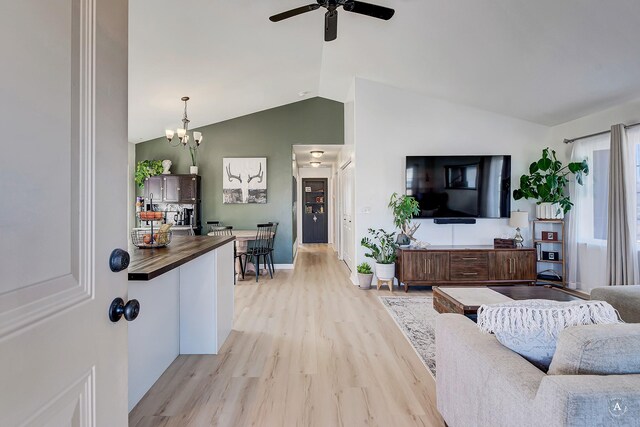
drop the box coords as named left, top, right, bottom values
left=269, top=0, right=395, bottom=42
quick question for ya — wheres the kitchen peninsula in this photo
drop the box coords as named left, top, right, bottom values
left=127, top=235, right=235, bottom=411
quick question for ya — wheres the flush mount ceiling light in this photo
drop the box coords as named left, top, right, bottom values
left=310, top=161, right=321, bottom=167
left=165, top=97, right=203, bottom=149
left=310, top=150, right=324, bottom=158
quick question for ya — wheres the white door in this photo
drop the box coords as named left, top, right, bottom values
left=0, top=0, right=129, bottom=425
left=340, top=162, right=355, bottom=272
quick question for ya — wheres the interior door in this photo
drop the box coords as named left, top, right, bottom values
left=340, top=162, right=355, bottom=271
left=0, top=0, right=129, bottom=425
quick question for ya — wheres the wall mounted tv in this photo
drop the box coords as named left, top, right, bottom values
left=406, top=155, right=511, bottom=219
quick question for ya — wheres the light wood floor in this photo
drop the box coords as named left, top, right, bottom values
left=129, top=245, right=444, bottom=427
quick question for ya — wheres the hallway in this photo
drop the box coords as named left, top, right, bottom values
left=129, top=245, right=444, bottom=427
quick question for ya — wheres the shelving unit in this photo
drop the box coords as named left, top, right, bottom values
left=532, top=219, right=565, bottom=287
left=302, top=178, right=328, bottom=243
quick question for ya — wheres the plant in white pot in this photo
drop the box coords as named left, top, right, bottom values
left=361, top=228, right=398, bottom=284
left=356, top=262, right=373, bottom=289
left=388, top=192, right=421, bottom=246
left=513, top=148, right=589, bottom=219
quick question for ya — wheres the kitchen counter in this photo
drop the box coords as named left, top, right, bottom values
left=128, top=235, right=234, bottom=280
left=127, top=235, right=235, bottom=411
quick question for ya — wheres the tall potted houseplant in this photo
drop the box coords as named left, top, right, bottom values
left=513, top=148, right=589, bottom=219
left=189, top=146, right=199, bottom=175
left=388, top=192, right=421, bottom=246
left=361, top=228, right=398, bottom=281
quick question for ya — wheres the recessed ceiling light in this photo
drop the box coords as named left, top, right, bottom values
left=298, top=91, right=310, bottom=97
left=310, top=150, right=324, bottom=158
left=310, top=161, right=321, bottom=168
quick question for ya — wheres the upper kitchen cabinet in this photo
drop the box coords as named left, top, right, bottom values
left=144, top=175, right=201, bottom=203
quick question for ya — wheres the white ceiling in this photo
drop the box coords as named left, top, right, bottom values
left=129, top=0, right=640, bottom=142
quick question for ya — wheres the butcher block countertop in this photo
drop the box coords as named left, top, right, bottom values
left=128, top=235, right=235, bottom=281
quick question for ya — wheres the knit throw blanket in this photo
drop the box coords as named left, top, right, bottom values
left=477, top=299, right=621, bottom=336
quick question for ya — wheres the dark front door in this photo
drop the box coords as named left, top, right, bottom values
left=302, top=178, right=328, bottom=243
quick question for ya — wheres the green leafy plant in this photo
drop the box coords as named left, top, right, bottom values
left=388, top=192, right=421, bottom=237
left=135, top=160, right=164, bottom=188
left=189, top=146, right=198, bottom=167
left=513, top=147, right=589, bottom=214
left=357, top=262, right=372, bottom=274
left=361, top=228, right=398, bottom=264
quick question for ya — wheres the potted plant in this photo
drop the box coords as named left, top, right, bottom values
left=361, top=228, right=398, bottom=282
left=513, top=148, right=589, bottom=219
left=189, top=146, right=198, bottom=175
left=135, top=160, right=164, bottom=188
left=356, top=262, right=374, bottom=289
left=388, top=192, right=421, bottom=246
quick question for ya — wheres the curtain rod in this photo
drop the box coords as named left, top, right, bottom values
left=563, top=122, right=640, bottom=144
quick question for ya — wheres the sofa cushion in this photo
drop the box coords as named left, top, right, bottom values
left=548, top=323, right=640, bottom=375
left=477, top=299, right=620, bottom=370
left=591, top=285, right=640, bottom=323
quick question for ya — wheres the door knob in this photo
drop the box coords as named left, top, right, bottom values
left=109, top=297, right=140, bottom=322
left=109, top=248, right=130, bottom=272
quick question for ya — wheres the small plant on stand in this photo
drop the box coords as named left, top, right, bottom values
left=356, top=262, right=374, bottom=289
left=388, top=192, right=421, bottom=246
left=361, top=228, right=398, bottom=286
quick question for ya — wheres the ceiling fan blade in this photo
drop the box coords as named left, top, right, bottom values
left=325, top=10, right=338, bottom=41
left=269, top=4, right=321, bottom=22
left=343, top=1, right=394, bottom=20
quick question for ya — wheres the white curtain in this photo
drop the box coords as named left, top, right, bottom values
left=567, top=133, right=609, bottom=292
left=606, top=124, right=639, bottom=285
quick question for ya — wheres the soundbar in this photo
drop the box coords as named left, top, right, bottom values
left=434, top=218, right=477, bottom=225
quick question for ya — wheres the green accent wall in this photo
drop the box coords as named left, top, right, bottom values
left=135, top=97, right=344, bottom=264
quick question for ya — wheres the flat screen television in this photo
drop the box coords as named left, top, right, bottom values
left=406, top=155, right=511, bottom=218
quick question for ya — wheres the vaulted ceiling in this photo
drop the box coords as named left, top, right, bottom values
left=129, top=0, right=640, bottom=142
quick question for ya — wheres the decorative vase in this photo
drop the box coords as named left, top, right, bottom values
left=357, top=273, right=373, bottom=289
left=396, top=233, right=411, bottom=247
left=536, top=202, right=564, bottom=220
left=375, top=262, right=395, bottom=281
left=190, top=165, right=198, bottom=175
left=162, top=159, right=172, bottom=174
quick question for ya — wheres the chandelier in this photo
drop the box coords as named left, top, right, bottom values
left=165, top=96, right=203, bottom=148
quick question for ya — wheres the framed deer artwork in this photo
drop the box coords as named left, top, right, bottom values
left=223, top=157, right=267, bottom=204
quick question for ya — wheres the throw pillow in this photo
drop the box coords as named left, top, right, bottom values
left=548, top=323, right=640, bottom=375
left=477, top=299, right=620, bottom=370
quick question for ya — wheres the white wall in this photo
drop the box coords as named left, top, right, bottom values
left=298, top=167, right=335, bottom=246
left=352, top=79, right=553, bottom=265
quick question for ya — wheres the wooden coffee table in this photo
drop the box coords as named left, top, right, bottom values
left=433, top=286, right=584, bottom=316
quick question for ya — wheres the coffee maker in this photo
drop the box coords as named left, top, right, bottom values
left=183, top=208, right=194, bottom=226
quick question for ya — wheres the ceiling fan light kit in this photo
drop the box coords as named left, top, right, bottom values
left=269, top=0, right=394, bottom=42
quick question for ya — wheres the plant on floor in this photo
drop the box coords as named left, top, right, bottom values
left=357, top=262, right=372, bottom=274
left=356, top=262, right=374, bottom=289
left=513, top=147, right=589, bottom=215
left=361, top=228, right=398, bottom=264
left=135, top=160, right=164, bottom=188
left=388, top=192, right=421, bottom=245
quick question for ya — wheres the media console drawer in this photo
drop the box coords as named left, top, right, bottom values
left=449, top=252, right=489, bottom=281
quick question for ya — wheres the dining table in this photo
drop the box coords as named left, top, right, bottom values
left=207, top=229, right=274, bottom=279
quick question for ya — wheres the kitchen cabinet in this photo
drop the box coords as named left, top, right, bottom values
left=179, top=176, right=199, bottom=202
left=144, top=176, right=162, bottom=202
left=162, top=176, right=180, bottom=202
left=144, top=175, right=201, bottom=203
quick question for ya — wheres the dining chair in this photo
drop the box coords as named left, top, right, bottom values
left=209, top=226, right=244, bottom=283
left=244, top=223, right=273, bottom=282
left=206, top=220, right=221, bottom=233
left=265, top=222, right=278, bottom=272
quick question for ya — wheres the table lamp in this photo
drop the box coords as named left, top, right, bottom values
left=509, top=211, right=529, bottom=247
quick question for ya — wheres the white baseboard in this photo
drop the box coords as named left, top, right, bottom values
left=274, top=264, right=294, bottom=269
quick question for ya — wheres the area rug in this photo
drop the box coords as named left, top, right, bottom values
left=379, top=296, right=438, bottom=378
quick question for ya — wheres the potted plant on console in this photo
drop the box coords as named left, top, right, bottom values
left=388, top=192, right=421, bottom=246
left=361, top=228, right=398, bottom=284
left=135, top=160, right=164, bottom=188
left=356, top=262, right=373, bottom=289
left=513, top=147, right=589, bottom=219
